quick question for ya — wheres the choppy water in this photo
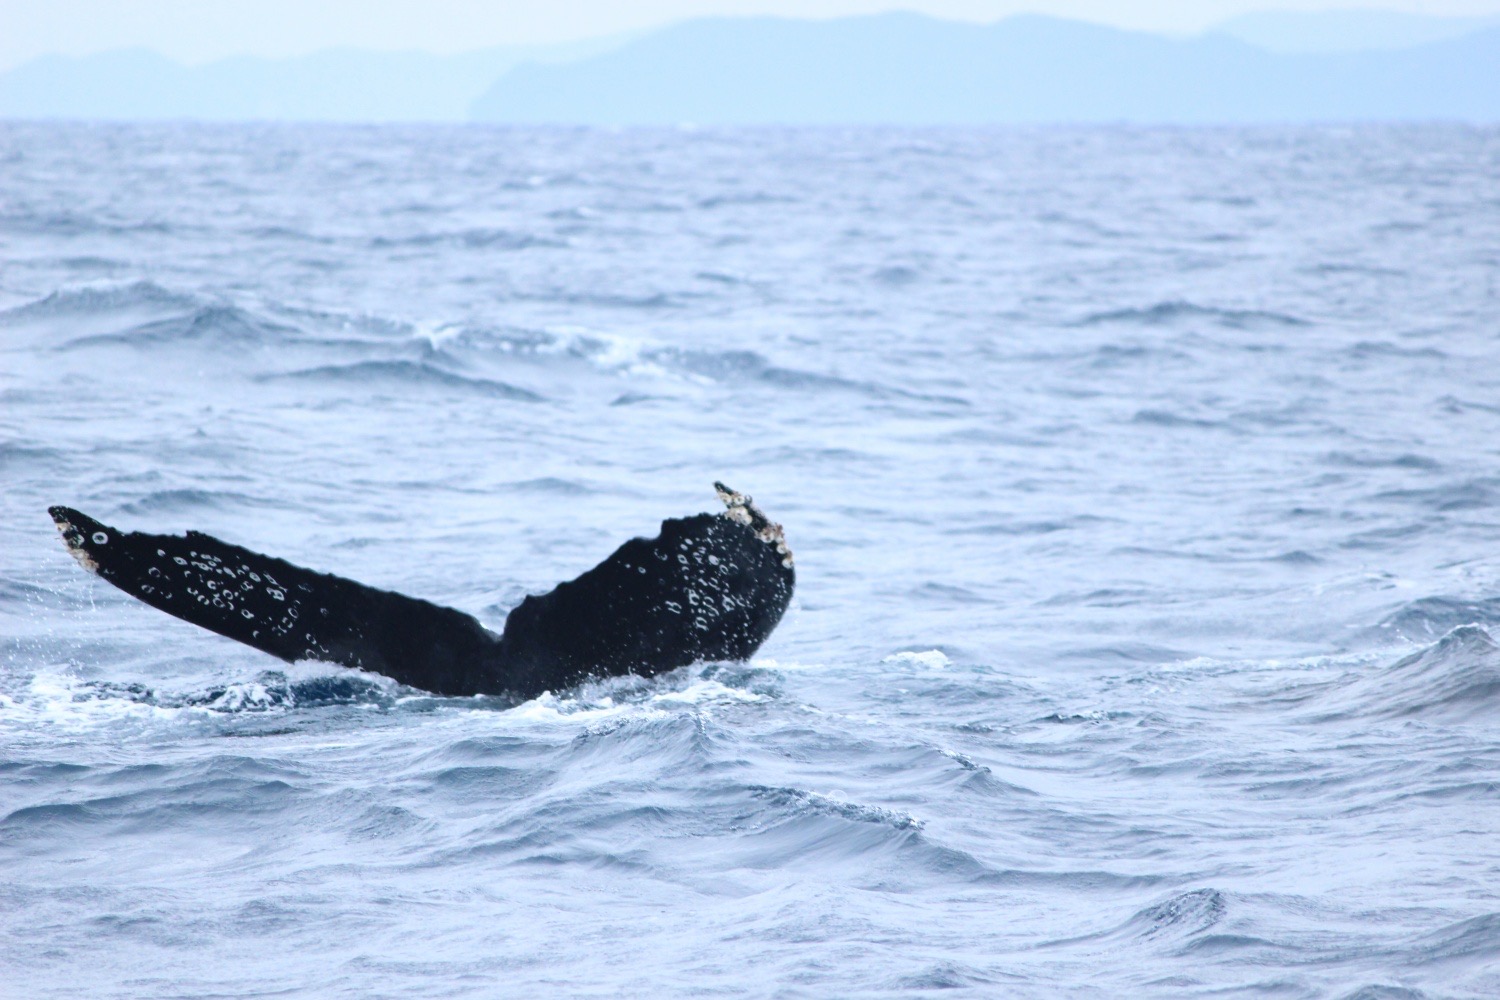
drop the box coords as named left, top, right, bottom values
left=3, top=122, right=1500, bottom=998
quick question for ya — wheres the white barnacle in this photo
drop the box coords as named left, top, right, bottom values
left=52, top=519, right=95, bottom=570
left=716, top=483, right=794, bottom=565
left=268, top=588, right=285, bottom=601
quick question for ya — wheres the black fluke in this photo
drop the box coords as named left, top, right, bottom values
left=47, top=484, right=794, bottom=699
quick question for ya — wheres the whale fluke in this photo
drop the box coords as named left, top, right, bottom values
left=47, top=485, right=794, bottom=698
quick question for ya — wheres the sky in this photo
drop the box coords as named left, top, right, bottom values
left=5, top=0, right=1500, bottom=70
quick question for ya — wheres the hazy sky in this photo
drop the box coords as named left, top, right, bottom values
left=6, top=0, right=1500, bottom=70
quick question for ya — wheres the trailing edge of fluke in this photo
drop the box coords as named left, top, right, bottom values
left=48, top=482, right=794, bottom=698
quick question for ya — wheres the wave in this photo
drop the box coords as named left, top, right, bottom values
left=693, top=270, right=748, bottom=285
left=260, top=360, right=544, bottom=402
left=1369, top=479, right=1500, bottom=513
left=1045, top=888, right=1227, bottom=950
left=1078, top=300, right=1309, bottom=328
left=118, top=489, right=292, bottom=517
left=240, top=224, right=335, bottom=244
left=696, top=191, right=798, bottom=209
left=608, top=391, right=661, bottom=406
left=57, top=305, right=294, bottom=350
left=521, top=288, right=679, bottom=310
left=1437, top=394, right=1500, bottom=417
left=748, top=785, right=923, bottom=830
left=1375, top=596, right=1500, bottom=642
left=1345, top=340, right=1447, bottom=361
left=1132, top=409, right=1227, bottom=430
left=1311, top=625, right=1500, bottom=723
left=4, top=660, right=774, bottom=738
left=1324, top=451, right=1441, bottom=471
left=67, top=673, right=396, bottom=713
left=369, top=228, right=566, bottom=251
left=871, top=265, right=922, bottom=287
left=440, top=326, right=966, bottom=405
left=0, top=442, right=63, bottom=471
left=1338, top=987, right=1429, bottom=1000
left=652, top=347, right=968, bottom=405
left=1082, top=342, right=1199, bottom=370
left=0, top=281, right=197, bottom=324
left=1404, top=911, right=1500, bottom=967
left=1129, top=888, right=1228, bottom=942
left=11, top=293, right=442, bottom=361
left=888, top=964, right=996, bottom=991
left=497, top=477, right=596, bottom=495
left=0, top=210, right=178, bottom=239
left=264, top=301, right=421, bottom=341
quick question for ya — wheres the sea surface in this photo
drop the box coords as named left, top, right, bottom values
left=2, top=123, right=1499, bottom=998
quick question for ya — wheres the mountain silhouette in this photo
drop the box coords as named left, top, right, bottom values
left=2, top=13, right=1496, bottom=123
left=470, top=13, right=1500, bottom=124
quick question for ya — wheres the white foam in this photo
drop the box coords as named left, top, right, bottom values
left=204, top=681, right=280, bottom=712
left=884, top=649, right=951, bottom=669
left=503, top=690, right=670, bottom=727
left=11, top=671, right=190, bottom=732
left=409, top=320, right=463, bottom=350
left=649, top=678, right=761, bottom=706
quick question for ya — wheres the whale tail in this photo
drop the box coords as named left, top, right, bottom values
left=48, top=504, right=503, bottom=694
left=47, top=485, right=794, bottom=698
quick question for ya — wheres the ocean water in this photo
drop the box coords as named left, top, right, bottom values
left=2, top=122, right=1499, bottom=998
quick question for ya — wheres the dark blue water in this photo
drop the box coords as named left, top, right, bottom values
left=3, top=122, right=1500, bottom=998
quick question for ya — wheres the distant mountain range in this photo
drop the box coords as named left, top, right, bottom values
left=470, top=13, right=1500, bottom=124
left=1211, top=8, right=1500, bottom=52
left=0, top=37, right=626, bottom=122
left=3, top=10, right=1498, bottom=124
